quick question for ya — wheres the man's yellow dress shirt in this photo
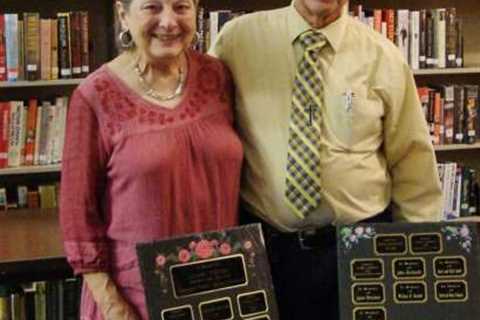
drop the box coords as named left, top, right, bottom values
left=210, top=5, right=443, bottom=231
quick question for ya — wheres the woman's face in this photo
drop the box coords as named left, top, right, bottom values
left=118, top=0, right=196, bottom=62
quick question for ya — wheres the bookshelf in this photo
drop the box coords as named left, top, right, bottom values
left=0, top=0, right=113, bottom=317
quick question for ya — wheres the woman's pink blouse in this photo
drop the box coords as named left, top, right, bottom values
left=60, top=51, right=243, bottom=278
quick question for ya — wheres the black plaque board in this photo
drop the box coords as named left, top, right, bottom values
left=136, top=224, right=279, bottom=320
left=337, top=222, right=480, bottom=320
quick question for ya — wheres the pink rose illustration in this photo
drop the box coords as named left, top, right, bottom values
left=155, top=255, right=166, bottom=267
left=219, top=243, right=232, bottom=255
left=178, top=249, right=191, bottom=263
left=195, top=239, right=214, bottom=259
left=210, top=239, right=219, bottom=247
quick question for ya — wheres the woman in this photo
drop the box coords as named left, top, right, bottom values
left=59, top=0, right=243, bottom=319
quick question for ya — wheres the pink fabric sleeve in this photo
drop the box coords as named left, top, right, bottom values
left=60, top=89, right=110, bottom=274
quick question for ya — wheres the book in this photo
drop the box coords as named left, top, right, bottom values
left=4, top=13, right=19, bottom=81
left=23, top=12, right=40, bottom=81
left=57, top=13, right=72, bottom=79
left=0, top=102, right=9, bottom=168
left=445, top=8, right=457, bottom=68
left=434, top=8, right=446, bottom=68
left=136, top=224, right=279, bottom=320
left=0, top=15, right=7, bottom=81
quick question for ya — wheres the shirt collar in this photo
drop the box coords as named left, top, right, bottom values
left=287, top=2, right=348, bottom=53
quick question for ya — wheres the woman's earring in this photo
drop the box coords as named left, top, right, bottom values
left=192, top=31, right=201, bottom=47
left=119, top=29, right=134, bottom=49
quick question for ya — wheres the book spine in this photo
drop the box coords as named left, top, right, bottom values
left=33, top=104, right=42, bottom=165
left=0, top=102, right=10, bottom=168
left=0, top=15, right=7, bottom=81
left=24, top=98, right=38, bottom=165
left=23, top=12, right=40, bottom=81
left=40, top=19, right=52, bottom=80
left=419, top=9, right=427, bottom=69
left=50, top=19, right=59, bottom=80
left=426, top=10, right=435, bottom=68
left=409, top=11, right=420, bottom=70
left=464, top=85, right=479, bottom=144
left=5, top=14, right=19, bottom=81
left=455, top=19, right=463, bottom=67
left=396, top=9, right=410, bottom=64
left=435, top=8, right=446, bottom=68
left=442, top=85, right=454, bottom=144
left=70, top=12, right=82, bottom=77
left=445, top=7, right=457, bottom=68
left=17, top=19, right=24, bottom=81
left=57, top=13, right=72, bottom=79
left=453, top=84, right=465, bottom=143
left=7, top=101, right=23, bottom=167
left=80, top=12, right=89, bottom=76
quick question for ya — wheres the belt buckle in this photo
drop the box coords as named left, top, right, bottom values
left=298, top=228, right=317, bottom=250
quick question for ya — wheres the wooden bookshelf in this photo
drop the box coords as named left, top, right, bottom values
left=0, top=164, right=61, bottom=176
left=0, top=209, right=70, bottom=282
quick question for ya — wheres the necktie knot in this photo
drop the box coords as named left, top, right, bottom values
left=298, top=30, right=326, bottom=52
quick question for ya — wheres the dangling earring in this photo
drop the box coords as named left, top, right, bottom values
left=119, top=29, right=134, bottom=49
left=191, top=31, right=201, bottom=47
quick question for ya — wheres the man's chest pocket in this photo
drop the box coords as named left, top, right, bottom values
left=324, top=94, right=384, bottom=149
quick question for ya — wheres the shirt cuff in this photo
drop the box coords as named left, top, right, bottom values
left=64, top=240, right=110, bottom=275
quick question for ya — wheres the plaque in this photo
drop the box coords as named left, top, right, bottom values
left=171, top=254, right=247, bottom=298
left=352, top=283, right=385, bottom=305
left=434, top=256, right=467, bottom=278
left=237, top=290, right=268, bottom=317
left=410, top=233, right=442, bottom=254
left=374, top=234, right=407, bottom=255
left=337, top=222, right=480, bottom=320
left=353, top=307, right=386, bottom=320
left=199, top=298, right=233, bottom=320
left=161, top=305, right=194, bottom=320
left=392, top=258, right=425, bottom=279
left=393, top=281, right=427, bottom=303
left=351, top=259, right=384, bottom=280
left=435, top=280, right=468, bottom=302
left=136, top=224, right=279, bottom=320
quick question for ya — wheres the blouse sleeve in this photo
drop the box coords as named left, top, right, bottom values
left=60, top=89, right=110, bottom=274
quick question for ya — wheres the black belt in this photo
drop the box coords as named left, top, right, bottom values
left=241, top=205, right=392, bottom=250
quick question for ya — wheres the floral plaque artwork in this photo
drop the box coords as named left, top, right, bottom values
left=136, top=223, right=278, bottom=320
left=337, top=222, right=480, bottom=320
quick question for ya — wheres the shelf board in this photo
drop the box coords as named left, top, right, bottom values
left=414, top=67, right=480, bottom=75
left=0, top=164, right=61, bottom=175
left=0, top=209, right=71, bottom=282
left=0, top=78, right=83, bottom=88
left=434, top=143, right=480, bottom=151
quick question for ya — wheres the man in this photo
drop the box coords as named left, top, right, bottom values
left=210, top=0, right=443, bottom=319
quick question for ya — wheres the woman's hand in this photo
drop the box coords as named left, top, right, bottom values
left=84, top=272, right=140, bottom=320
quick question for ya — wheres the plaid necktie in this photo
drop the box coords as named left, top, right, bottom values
left=285, top=30, right=327, bottom=219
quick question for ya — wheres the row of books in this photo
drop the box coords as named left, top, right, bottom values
left=0, top=278, right=81, bottom=320
left=194, top=8, right=243, bottom=54
left=0, top=11, right=89, bottom=82
left=0, top=183, right=58, bottom=211
left=417, top=84, right=479, bottom=145
left=438, top=162, right=479, bottom=221
left=350, top=6, right=463, bottom=70
left=0, top=96, right=68, bottom=169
